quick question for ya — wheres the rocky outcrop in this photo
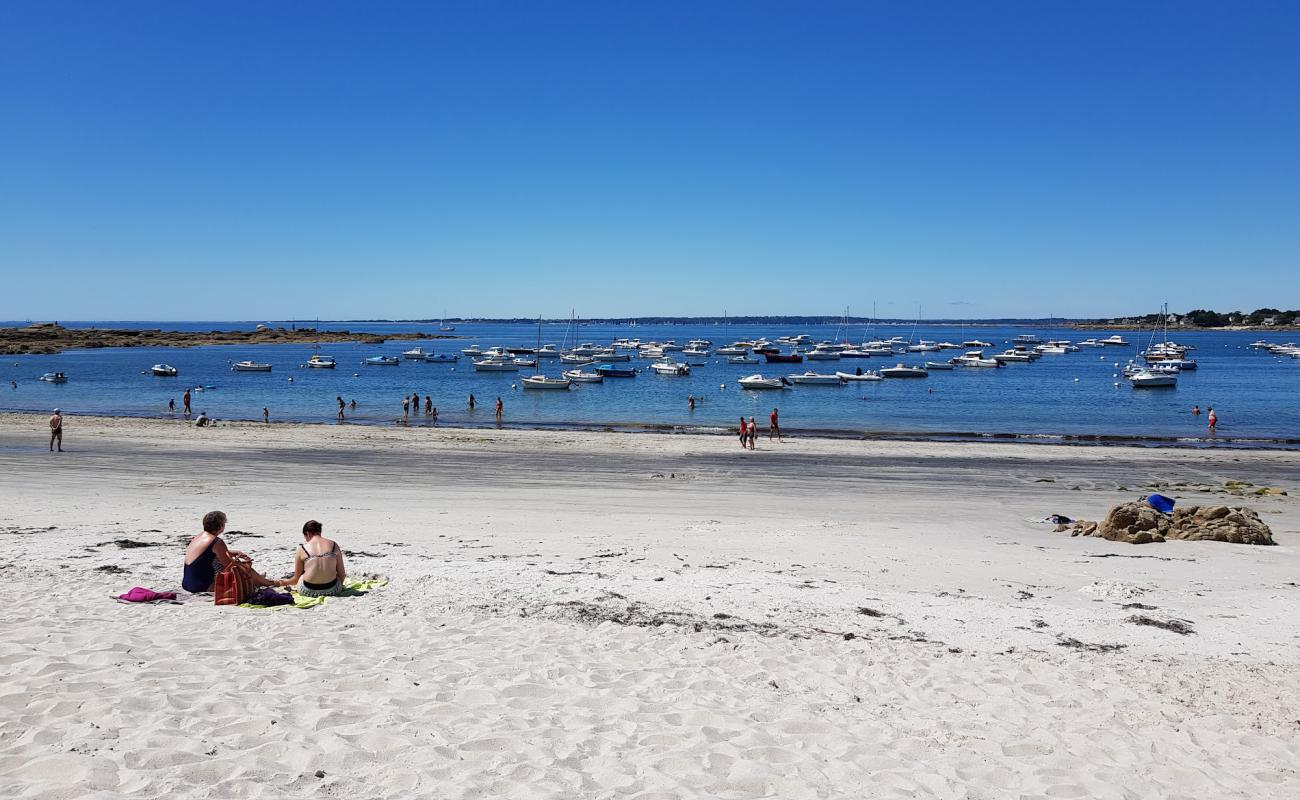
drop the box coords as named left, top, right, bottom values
left=1065, top=501, right=1274, bottom=545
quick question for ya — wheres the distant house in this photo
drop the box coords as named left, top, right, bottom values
left=1262, top=317, right=1278, bottom=326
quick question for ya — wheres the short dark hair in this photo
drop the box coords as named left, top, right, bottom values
left=303, top=519, right=323, bottom=535
left=202, top=511, right=227, bottom=533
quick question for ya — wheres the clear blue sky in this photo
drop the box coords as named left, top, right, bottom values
left=2, top=1, right=1297, bottom=320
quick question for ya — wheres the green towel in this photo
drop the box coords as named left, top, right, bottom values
left=238, top=578, right=388, bottom=610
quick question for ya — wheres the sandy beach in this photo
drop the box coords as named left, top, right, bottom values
left=2, top=412, right=1297, bottom=798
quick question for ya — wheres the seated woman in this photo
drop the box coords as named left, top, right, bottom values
left=275, top=519, right=347, bottom=596
left=182, top=510, right=276, bottom=593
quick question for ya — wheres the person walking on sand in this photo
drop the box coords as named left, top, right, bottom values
left=337, top=396, right=345, bottom=421
left=769, top=407, right=782, bottom=441
left=182, top=388, right=192, bottom=416
left=402, top=395, right=410, bottom=421
left=746, top=416, right=757, bottom=450
left=495, top=397, right=503, bottom=419
left=263, top=407, right=269, bottom=423
left=49, top=408, right=63, bottom=452
left=1208, top=407, right=1218, bottom=432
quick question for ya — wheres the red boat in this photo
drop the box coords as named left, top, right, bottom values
left=764, top=352, right=803, bottom=363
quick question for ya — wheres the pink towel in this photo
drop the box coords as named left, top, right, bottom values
left=117, top=587, right=179, bottom=603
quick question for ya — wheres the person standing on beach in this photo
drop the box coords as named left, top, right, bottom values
left=337, top=396, right=345, bottom=421
left=495, top=397, right=503, bottom=419
left=402, top=396, right=410, bottom=421
left=49, top=408, right=63, bottom=452
left=769, top=407, right=782, bottom=441
left=182, top=388, right=192, bottom=416
left=1208, top=407, right=1218, bottom=432
left=738, top=416, right=747, bottom=448
left=263, top=407, right=269, bottom=423
left=468, top=393, right=476, bottom=411
left=746, top=416, right=757, bottom=450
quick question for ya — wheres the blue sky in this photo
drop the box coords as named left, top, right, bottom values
left=2, top=1, right=1297, bottom=320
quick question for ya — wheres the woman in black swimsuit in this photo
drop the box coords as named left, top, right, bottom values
left=182, top=510, right=276, bottom=593
left=275, top=519, right=347, bottom=597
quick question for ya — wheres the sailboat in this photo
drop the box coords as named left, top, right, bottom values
left=439, top=310, right=455, bottom=332
left=521, top=315, right=572, bottom=390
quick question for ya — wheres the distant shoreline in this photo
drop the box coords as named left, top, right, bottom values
left=0, top=324, right=458, bottom=355
left=3, top=411, right=1294, bottom=451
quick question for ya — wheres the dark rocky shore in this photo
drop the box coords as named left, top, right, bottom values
left=0, top=323, right=454, bottom=355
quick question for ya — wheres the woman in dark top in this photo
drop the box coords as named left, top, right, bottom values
left=182, top=510, right=275, bottom=593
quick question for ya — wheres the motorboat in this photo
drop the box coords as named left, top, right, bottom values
left=659, top=341, right=684, bottom=352
left=481, top=346, right=510, bottom=358
left=1100, top=335, right=1130, bottom=346
left=880, top=364, right=929, bottom=378
left=956, top=351, right=1001, bottom=368
left=307, top=355, right=336, bottom=368
left=595, top=363, right=636, bottom=378
left=1149, top=357, right=1197, bottom=370
left=728, top=355, right=759, bottom=364
left=1130, top=370, right=1177, bottom=388
left=232, top=361, right=273, bottom=372
left=461, top=344, right=483, bottom=356
left=424, top=353, right=459, bottom=363
left=936, top=342, right=962, bottom=350
left=1077, top=339, right=1103, bottom=347
left=1013, top=334, right=1043, bottom=345
left=592, top=349, right=631, bottom=361
left=924, top=360, right=956, bottom=370
left=513, top=357, right=537, bottom=367
left=1035, top=344, right=1068, bottom=355
left=39, top=372, right=68, bottom=383
left=962, top=340, right=994, bottom=348
left=473, top=358, right=518, bottom=372
left=570, top=343, right=600, bottom=355
left=536, top=344, right=561, bottom=358
left=639, top=346, right=666, bottom=359
left=992, top=350, right=1033, bottom=363
left=737, top=374, right=788, bottom=390
left=507, top=346, right=536, bottom=355
left=683, top=352, right=710, bottom=366
left=804, top=345, right=842, bottom=361
left=836, top=370, right=882, bottom=381
left=402, top=347, right=427, bottom=360
left=560, top=353, right=595, bottom=365
left=906, top=340, right=941, bottom=352
left=650, top=360, right=690, bottom=376
left=715, top=345, right=750, bottom=356
left=682, top=346, right=710, bottom=358
left=686, top=339, right=712, bottom=350
left=151, top=364, right=178, bottom=376
left=521, top=374, right=572, bottom=390
left=839, top=349, right=873, bottom=359
left=787, top=371, right=844, bottom=385
left=363, top=356, right=399, bottom=366
left=562, top=369, right=603, bottom=383
left=763, top=352, right=803, bottom=363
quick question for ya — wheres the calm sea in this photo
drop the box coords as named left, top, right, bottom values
left=3, top=321, right=1297, bottom=446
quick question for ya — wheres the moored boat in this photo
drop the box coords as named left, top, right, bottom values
left=151, top=364, right=178, bottom=376
left=402, top=347, right=427, bottom=360
left=594, top=363, right=636, bottom=377
left=307, top=355, right=336, bottom=368
left=737, top=374, right=788, bottom=390
left=786, top=371, right=844, bottom=385
left=562, top=369, right=603, bottom=383
left=424, top=353, right=459, bottom=363
left=880, top=364, right=929, bottom=378
left=39, top=371, right=68, bottom=383
left=836, top=370, right=882, bottom=381
left=521, top=374, right=572, bottom=390
left=231, top=361, right=273, bottom=372
left=363, top=356, right=399, bottom=366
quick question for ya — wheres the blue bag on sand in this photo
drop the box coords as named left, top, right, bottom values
left=1146, top=494, right=1176, bottom=514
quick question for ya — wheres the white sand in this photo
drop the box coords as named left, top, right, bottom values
left=1, top=413, right=1298, bottom=798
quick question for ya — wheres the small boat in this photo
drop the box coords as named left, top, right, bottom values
left=591, top=350, right=631, bottom=361
left=1013, top=334, right=1042, bottom=345
left=737, top=374, right=788, bottom=390
left=151, top=364, right=178, bottom=376
left=480, top=346, right=510, bottom=358
left=521, top=374, right=572, bottom=390
left=836, top=370, right=882, bottom=382
left=560, top=353, right=595, bottom=365
left=682, top=346, right=710, bottom=358
left=956, top=351, right=1001, bottom=368
left=402, top=347, right=427, bottom=360
left=650, top=360, right=690, bottom=376
left=715, top=346, right=750, bottom=356
left=461, top=344, right=483, bottom=356
left=570, top=343, right=601, bottom=355
left=924, top=360, right=956, bottom=370
left=424, top=353, right=459, bottom=363
left=880, top=364, right=929, bottom=378
left=962, top=340, right=994, bottom=348
left=507, top=346, right=536, bottom=355
left=787, top=371, right=844, bottom=385
left=764, top=352, right=803, bottom=364
left=472, top=358, right=518, bottom=372
left=563, top=369, right=603, bottom=383
left=513, top=357, right=537, bottom=367
left=992, top=350, right=1033, bottom=364
left=728, top=355, right=759, bottom=364
left=936, top=342, right=962, bottom=350
left=839, top=349, right=873, bottom=359
left=39, top=372, right=68, bottom=383
left=307, top=355, right=337, bottom=368
left=1100, top=335, right=1130, bottom=346
left=364, top=356, right=399, bottom=366
left=1130, top=370, right=1177, bottom=388
left=536, top=344, right=561, bottom=358
left=594, top=363, right=636, bottom=378
left=804, top=345, right=842, bottom=361
left=231, top=361, right=273, bottom=372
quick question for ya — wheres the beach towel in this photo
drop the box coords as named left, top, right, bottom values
left=238, top=578, right=388, bottom=610
left=115, top=587, right=180, bottom=604
left=1145, top=494, right=1176, bottom=514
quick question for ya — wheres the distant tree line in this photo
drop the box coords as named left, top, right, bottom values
left=1101, top=308, right=1300, bottom=327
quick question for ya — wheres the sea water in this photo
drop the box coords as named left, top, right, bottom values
left=2, top=321, right=1297, bottom=445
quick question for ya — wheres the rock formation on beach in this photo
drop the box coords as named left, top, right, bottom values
left=1065, top=501, right=1274, bottom=545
